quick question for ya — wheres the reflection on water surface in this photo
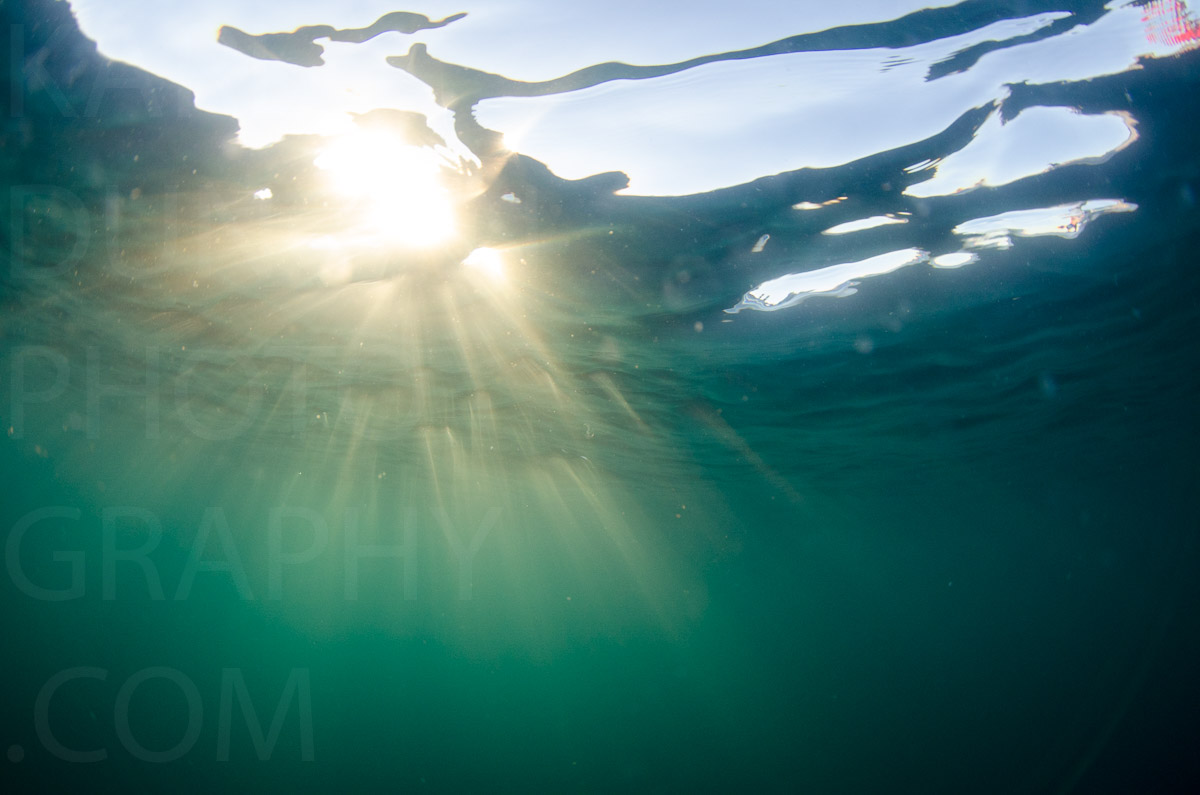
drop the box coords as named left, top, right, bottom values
left=3, top=1, right=1200, bottom=791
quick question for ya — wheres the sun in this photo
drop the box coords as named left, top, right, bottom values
left=314, top=130, right=457, bottom=247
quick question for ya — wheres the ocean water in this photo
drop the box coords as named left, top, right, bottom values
left=2, top=0, right=1199, bottom=791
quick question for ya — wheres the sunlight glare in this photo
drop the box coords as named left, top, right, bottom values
left=314, top=131, right=456, bottom=247
left=462, top=247, right=506, bottom=281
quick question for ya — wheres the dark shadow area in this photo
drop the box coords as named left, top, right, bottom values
left=378, top=1, right=1109, bottom=118
left=217, top=11, right=466, bottom=67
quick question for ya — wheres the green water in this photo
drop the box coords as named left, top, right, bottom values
left=3, top=1, right=1200, bottom=792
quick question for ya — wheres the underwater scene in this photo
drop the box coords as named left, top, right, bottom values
left=2, top=0, right=1199, bottom=791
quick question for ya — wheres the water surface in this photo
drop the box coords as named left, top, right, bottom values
left=2, top=1, right=1199, bottom=791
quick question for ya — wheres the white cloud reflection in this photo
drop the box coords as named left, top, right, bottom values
left=730, top=199, right=1137, bottom=313
left=821, top=216, right=908, bottom=235
left=905, top=108, right=1138, bottom=198
left=726, top=248, right=928, bottom=313
left=952, top=199, right=1138, bottom=249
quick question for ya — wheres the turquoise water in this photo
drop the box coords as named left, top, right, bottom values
left=3, top=1, right=1199, bottom=791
